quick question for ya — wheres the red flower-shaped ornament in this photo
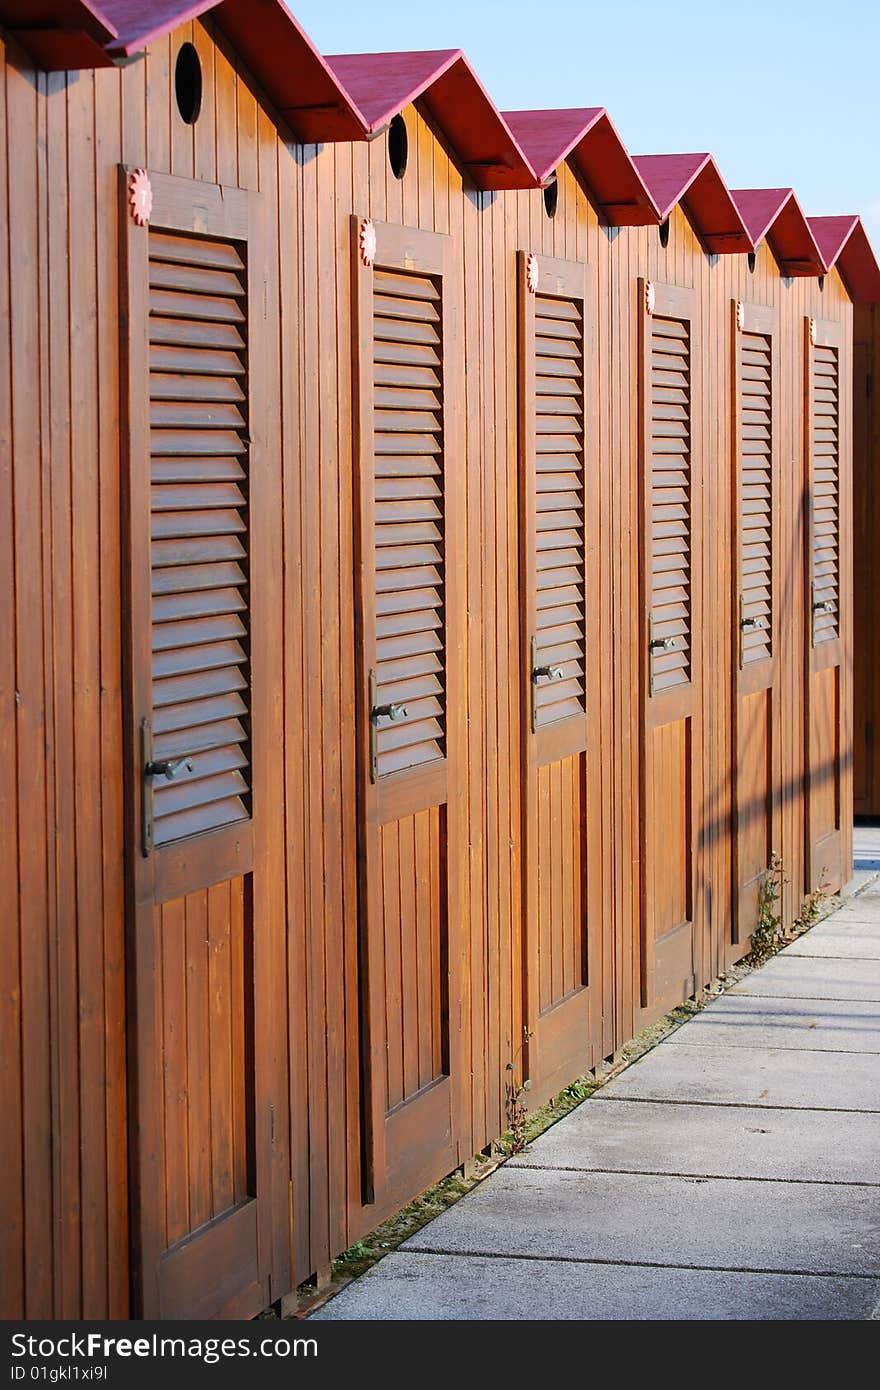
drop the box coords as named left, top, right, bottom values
left=129, top=168, right=153, bottom=227
left=359, top=217, right=377, bottom=267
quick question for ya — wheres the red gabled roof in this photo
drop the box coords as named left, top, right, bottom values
left=326, top=49, right=536, bottom=190
left=1, top=2, right=877, bottom=291
left=503, top=108, right=658, bottom=226
left=105, top=0, right=366, bottom=142
left=0, top=0, right=366, bottom=139
left=633, top=153, right=752, bottom=253
left=809, top=216, right=880, bottom=304
left=732, top=188, right=824, bottom=276
left=809, top=215, right=860, bottom=270
left=206, top=0, right=364, bottom=142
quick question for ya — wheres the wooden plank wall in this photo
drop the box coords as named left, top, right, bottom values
left=853, top=303, right=879, bottom=815
left=0, top=17, right=854, bottom=1315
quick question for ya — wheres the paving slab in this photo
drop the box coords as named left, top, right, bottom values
left=402, top=1167, right=880, bottom=1276
left=728, top=955, right=880, bottom=1001
left=811, top=909, right=880, bottom=932
left=783, top=932, right=880, bottom=961
left=595, top=1043, right=880, bottom=1111
left=507, top=1098, right=880, bottom=1184
left=312, top=1250, right=880, bottom=1321
left=661, top=994, right=880, bottom=1052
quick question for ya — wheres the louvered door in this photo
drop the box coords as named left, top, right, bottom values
left=352, top=220, right=465, bottom=1215
left=805, top=317, right=847, bottom=893
left=121, top=171, right=287, bottom=1319
left=639, top=280, right=701, bottom=1018
left=731, top=302, right=780, bottom=952
left=518, top=254, right=600, bottom=1103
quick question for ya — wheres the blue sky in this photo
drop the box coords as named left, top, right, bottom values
left=289, top=0, right=880, bottom=249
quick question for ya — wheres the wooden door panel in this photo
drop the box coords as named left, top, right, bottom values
left=379, top=809, right=446, bottom=1112
left=155, top=881, right=249, bottom=1247
left=806, top=318, right=846, bottom=893
left=519, top=253, right=598, bottom=1104
left=810, top=664, right=841, bottom=864
left=536, top=755, right=587, bottom=1014
left=731, top=302, right=779, bottom=954
left=639, top=280, right=700, bottom=1018
left=122, top=170, right=286, bottom=1319
left=646, top=718, right=694, bottom=1003
left=353, top=219, right=464, bottom=1216
left=736, top=690, right=773, bottom=938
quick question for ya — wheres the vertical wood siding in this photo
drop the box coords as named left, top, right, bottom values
left=0, top=17, right=855, bottom=1315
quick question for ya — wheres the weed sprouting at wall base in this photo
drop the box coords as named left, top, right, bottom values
left=747, top=851, right=786, bottom=964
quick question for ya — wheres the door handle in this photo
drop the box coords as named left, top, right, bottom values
left=649, top=636, right=677, bottom=652
left=812, top=599, right=833, bottom=614
left=740, top=616, right=766, bottom=631
left=531, top=663, right=564, bottom=683
left=368, top=669, right=409, bottom=782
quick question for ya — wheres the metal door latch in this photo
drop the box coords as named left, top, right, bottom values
left=813, top=599, right=833, bottom=614
left=647, top=617, right=678, bottom=696
left=371, top=702, right=408, bottom=722
left=529, top=637, right=565, bottom=731
left=145, top=756, right=194, bottom=779
left=740, top=615, right=766, bottom=630
left=141, top=719, right=193, bottom=856
left=368, top=669, right=408, bottom=782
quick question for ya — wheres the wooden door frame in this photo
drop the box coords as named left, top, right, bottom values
left=350, top=215, right=467, bottom=1218
left=119, top=167, right=289, bottom=1317
left=516, top=250, right=600, bottom=1102
left=804, top=313, right=848, bottom=893
left=637, top=276, right=701, bottom=1016
left=730, top=297, right=781, bottom=952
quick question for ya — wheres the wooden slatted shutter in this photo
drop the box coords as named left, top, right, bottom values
left=811, top=342, right=840, bottom=643
left=648, top=312, right=692, bottom=693
left=532, top=291, right=586, bottom=728
left=372, top=268, right=446, bottom=777
left=738, top=328, right=773, bottom=664
left=148, top=230, right=251, bottom=846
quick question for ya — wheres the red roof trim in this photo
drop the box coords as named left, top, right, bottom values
left=101, top=2, right=217, bottom=55
left=0, top=1, right=117, bottom=42
left=503, top=108, right=659, bottom=225
left=809, top=216, right=880, bottom=304
left=633, top=153, right=752, bottom=253
left=327, top=49, right=536, bottom=190
left=732, top=188, right=824, bottom=276
left=0, top=0, right=118, bottom=66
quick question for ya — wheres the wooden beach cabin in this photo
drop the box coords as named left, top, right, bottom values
left=1, top=0, right=877, bottom=1320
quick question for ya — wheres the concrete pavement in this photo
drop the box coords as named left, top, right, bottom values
left=314, top=843, right=880, bottom=1320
